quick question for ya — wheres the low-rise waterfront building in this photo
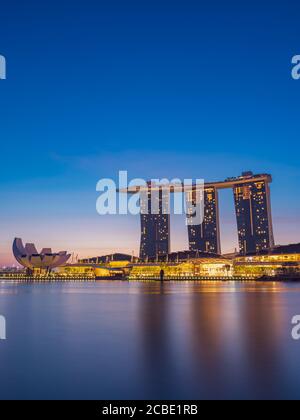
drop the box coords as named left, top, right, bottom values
left=79, top=253, right=139, bottom=265
left=233, top=248, right=300, bottom=278
left=57, top=264, right=127, bottom=279
left=129, top=257, right=233, bottom=280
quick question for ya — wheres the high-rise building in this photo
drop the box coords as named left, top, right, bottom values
left=233, top=173, right=274, bottom=255
left=119, top=171, right=275, bottom=259
left=139, top=184, right=170, bottom=260
left=187, top=186, right=221, bottom=254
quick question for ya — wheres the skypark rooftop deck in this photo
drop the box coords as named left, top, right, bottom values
left=118, top=173, right=272, bottom=193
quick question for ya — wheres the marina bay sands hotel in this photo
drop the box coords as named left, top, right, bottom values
left=121, top=172, right=274, bottom=259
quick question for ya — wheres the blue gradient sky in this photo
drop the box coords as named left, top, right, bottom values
left=0, top=0, right=300, bottom=265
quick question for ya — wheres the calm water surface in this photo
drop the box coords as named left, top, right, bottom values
left=0, top=280, right=300, bottom=400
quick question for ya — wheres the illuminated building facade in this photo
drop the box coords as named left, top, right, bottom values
left=129, top=256, right=233, bottom=280
left=119, top=172, right=275, bottom=258
left=139, top=184, right=170, bottom=260
left=187, top=186, right=221, bottom=254
left=57, top=264, right=127, bottom=279
left=234, top=248, right=300, bottom=278
left=233, top=174, right=274, bottom=255
left=186, top=172, right=274, bottom=255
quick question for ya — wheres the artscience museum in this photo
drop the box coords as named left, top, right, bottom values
left=13, top=238, right=71, bottom=274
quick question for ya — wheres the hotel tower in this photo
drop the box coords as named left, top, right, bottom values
left=187, top=186, right=221, bottom=254
left=186, top=172, right=274, bottom=255
left=139, top=183, right=170, bottom=260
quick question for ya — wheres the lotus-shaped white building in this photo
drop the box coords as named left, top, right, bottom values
left=13, top=238, right=71, bottom=272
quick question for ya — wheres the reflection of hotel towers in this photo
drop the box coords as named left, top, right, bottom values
left=120, top=172, right=275, bottom=258
left=140, top=182, right=170, bottom=260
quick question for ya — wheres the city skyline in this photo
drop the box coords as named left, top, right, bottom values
left=0, top=165, right=299, bottom=266
left=0, top=1, right=300, bottom=265
left=1, top=168, right=300, bottom=268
